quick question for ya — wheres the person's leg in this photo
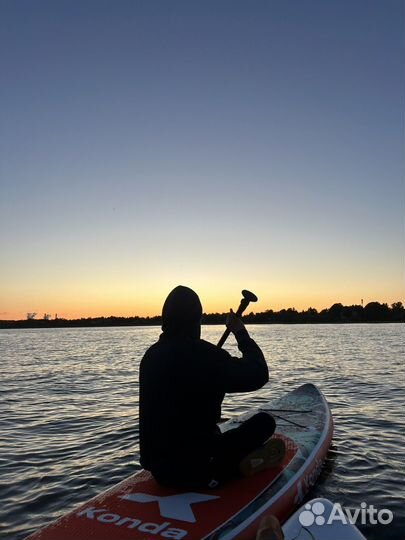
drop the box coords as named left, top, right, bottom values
left=218, top=412, right=275, bottom=457
left=152, top=413, right=279, bottom=489
left=210, top=412, right=276, bottom=482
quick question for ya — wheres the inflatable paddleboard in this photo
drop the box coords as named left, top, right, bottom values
left=25, top=383, right=333, bottom=540
left=282, top=498, right=367, bottom=539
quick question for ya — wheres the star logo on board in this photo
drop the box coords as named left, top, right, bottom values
left=119, top=492, right=220, bottom=523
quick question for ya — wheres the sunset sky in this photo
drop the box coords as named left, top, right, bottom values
left=1, top=1, right=404, bottom=320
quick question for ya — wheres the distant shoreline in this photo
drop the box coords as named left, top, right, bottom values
left=0, top=320, right=404, bottom=330
left=1, top=301, right=404, bottom=328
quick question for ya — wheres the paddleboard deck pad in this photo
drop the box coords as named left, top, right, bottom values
left=25, top=383, right=333, bottom=540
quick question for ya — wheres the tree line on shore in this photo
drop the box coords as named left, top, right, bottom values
left=1, top=301, right=404, bottom=329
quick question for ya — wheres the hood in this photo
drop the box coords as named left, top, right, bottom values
left=161, top=285, right=202, bottom=339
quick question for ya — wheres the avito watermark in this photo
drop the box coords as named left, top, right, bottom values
left=299, top=500, right=393, bottom=527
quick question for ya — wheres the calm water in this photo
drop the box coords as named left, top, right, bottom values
left=0, top=324, right=404, bottom=539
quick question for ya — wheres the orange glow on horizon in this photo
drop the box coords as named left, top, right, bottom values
left=1, top=291, right=404, bottom=321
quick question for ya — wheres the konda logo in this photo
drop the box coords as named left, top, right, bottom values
left=77, top=492, right=220, bottom=539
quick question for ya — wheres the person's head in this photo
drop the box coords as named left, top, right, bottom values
left=162, top=285, right=203, bottom=339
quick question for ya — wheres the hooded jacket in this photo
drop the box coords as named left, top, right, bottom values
left=139, top=286, right=269, bottom=474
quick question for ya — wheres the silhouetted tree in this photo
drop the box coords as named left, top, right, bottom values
left=390, top=302, right=405, bottom=321
left=302, top=307, right=318, bottom=322
left=328, top=303, right=344, bottom=322
left=364, top=302, right=390, bottom=322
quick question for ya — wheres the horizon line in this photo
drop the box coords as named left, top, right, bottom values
left=2, top=299, right=403, bottom=322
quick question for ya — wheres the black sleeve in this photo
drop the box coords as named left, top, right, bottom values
left=217, top=328, right=269, bottom=393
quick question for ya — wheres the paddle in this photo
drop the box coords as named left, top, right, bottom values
left=217, top=289, right=258, bottom=348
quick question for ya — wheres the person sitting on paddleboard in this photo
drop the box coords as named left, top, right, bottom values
left=139, top=285, right=286, bottom=489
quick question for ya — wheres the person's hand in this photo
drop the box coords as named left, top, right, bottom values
left=226, top=309, right=245, bottom=335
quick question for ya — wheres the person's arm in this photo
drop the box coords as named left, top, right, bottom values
left=218, top=310, right=269, bottom=393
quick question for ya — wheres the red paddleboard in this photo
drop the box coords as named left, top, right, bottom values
left=25, top=383, right=333, bottom=540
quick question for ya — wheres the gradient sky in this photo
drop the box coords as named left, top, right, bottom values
left=1, top=1, right=404, bottom=320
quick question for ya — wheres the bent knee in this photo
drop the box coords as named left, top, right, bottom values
left=250, top=411, right=276, bottom=434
